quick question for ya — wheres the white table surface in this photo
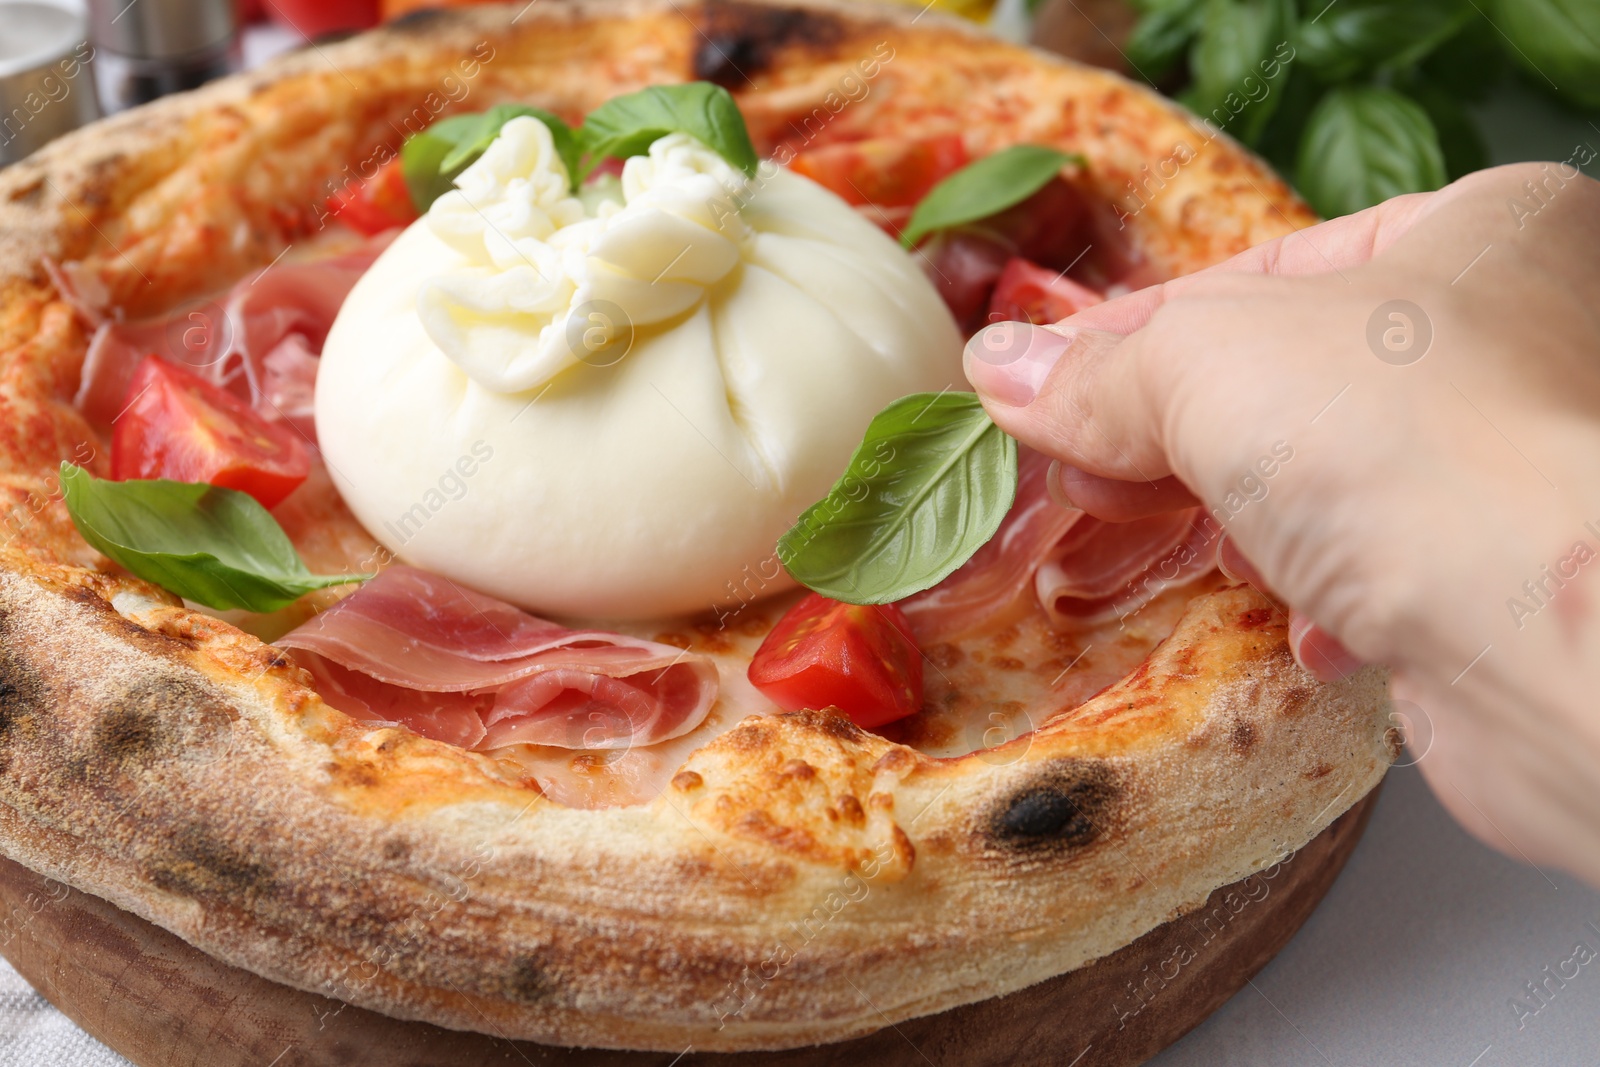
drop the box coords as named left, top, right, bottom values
left=4, top=9, right=1599, bottom=1065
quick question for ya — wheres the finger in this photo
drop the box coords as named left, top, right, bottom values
left=964, top=321, right=1170, bottom=480
left=1217, top=535, right=1271, bottom=592
left=1061, top=190, right=1439, bottom=337
left=1047, top=462, right=1199, bottom=520
left=1289, top=611, right=1367, bottom=683
left=1217, top=536, right=1367, bottom=682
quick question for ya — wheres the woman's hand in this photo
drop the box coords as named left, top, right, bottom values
left=965, top=162, right=1600, bottom=886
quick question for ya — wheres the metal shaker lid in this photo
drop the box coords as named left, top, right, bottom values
left=88, top=0, right=235, bottom=61
left=0, top=2, right=100, bottom=167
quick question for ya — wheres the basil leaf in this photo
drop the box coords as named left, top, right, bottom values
left=1127, top=0, right=1208, bottom=82
left=402, top=106, right=579, bottom=210
left=1493, top=0, right=1600, bottom=109
left=401, top=114, right=479, bottom=213
left=1252, top=64, right=1323, bottom=175
left=1185, top=0, right=1293, bottom=146
left=899, top=145, right=1079, bottom=249
left=440, top=105, right=579, bottom=177
left=577, top=83, right=758, bottom=180
left=1420, top=14, right=1507, bottom=102
left=60, top=465, right=368, bottom=613
left=1296, top=0, right=1472, bottom=82
left=1295, top=87, right=1447, bottom=218
left=777, top=393, right=1018, bottom=605
left=1408, top=80, right=1488, bottom=180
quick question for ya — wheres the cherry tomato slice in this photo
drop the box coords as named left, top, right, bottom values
left=791, top=134, right=969, bottom=211
left=987, top=256, right=1105, bottom=326
left=325, top=157, right=418, bottom=236
left=112, top=356, right=310, bottom=509
left=748, top=593, right=924, bottom=729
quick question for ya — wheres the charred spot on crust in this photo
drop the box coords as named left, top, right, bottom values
left=0, top=646, right=42, bottom=743
left=505, top=954, right=550, bottom=1003
left=692, top=2, right=845, bottom=88
left=1229, top=720, right=1258, bottom=755
left=151, top=824, right=274, bottom=900
left=386, top=7, right=452, bottom=31
left=93, top=703, right=160, bottom=763
left=984, top=759, right=1119, bottom=856
left=87, top=677, right=235, bottom=771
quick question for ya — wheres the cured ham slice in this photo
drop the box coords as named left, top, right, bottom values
left=277, top=566, right=719, bottom=755
left=1036, top=508, right=1218, bottom=627
left=902, top=447, right=1082, bottom=644
left=903, top=448, right=1218, bottom=640
left=74, top=232, right=396, bottom=438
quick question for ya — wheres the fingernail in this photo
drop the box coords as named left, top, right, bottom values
left=1217, top=535, right=1267, bottom=589
left=1289, top=613, right=1365, bottom=683
left=1046, top=460, right=1080, bottom=510
left=964, top=322, right=1076, bottom=407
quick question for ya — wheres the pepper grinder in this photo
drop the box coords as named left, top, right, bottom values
left=87, top=0, right=237, bottom=114
left=0, top=2, right=100, bottom=166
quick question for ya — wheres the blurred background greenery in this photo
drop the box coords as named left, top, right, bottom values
left=1030, top=0, right=1600, bottom=217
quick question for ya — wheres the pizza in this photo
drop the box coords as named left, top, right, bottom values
left=0, top=0, right=1395, bottom=1053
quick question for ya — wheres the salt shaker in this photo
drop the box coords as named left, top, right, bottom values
left=87, top=0, right=236, bottom=114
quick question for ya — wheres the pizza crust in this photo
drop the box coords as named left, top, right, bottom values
left=0, top=0, right=1390, bottom=1051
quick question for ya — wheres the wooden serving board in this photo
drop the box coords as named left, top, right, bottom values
left=0, top=789, right=1376, bottom=1067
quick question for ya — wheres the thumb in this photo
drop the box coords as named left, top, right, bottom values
left=963, top=320, right=1175, bottom=484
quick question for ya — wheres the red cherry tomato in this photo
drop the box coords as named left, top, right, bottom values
left=269, top=0, right=378, bottom=37
left=112, top=357, right=310, bottom=509
left=748, top=594, right=924, bottom=729
left=325, top=157, right=417, bottom=236
left=791, top=134, right=969, bottom=213
left=987, top=256, right=1105, bottom=326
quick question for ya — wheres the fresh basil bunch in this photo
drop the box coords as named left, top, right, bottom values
left=1494, top=0, right=1600, bottom=110
left=400, top=82, right=758, bottom=211
left=1126, top=0, right=1597, bottom=218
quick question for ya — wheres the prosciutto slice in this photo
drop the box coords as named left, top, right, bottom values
left=277, top=566, right=719, bottom=753
left=74, top=232, right=396, bottom=439
left=1036, top=508, right=1218, bottom=627
left=902, top=448, right=1083, bottom=644
left=903, top=448, right=1218, bottom=640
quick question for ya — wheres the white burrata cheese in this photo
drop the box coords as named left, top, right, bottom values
left=317, top=117, right=963, bottom=619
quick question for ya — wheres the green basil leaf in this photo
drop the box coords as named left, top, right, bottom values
left=1295, top=87, right=1447, bottom=218
left=1419, top=13, right=1507, bottom=102
left=1492, top=0, right=1600, bottom=109
left=899, top=145, right=1079, bottom=249
left=440, top=105, right=579, bottom=177
left=402, top=106, right=579, bottom=210
left=1296, top=0, right=1472, bottom=82
left=1408, top=80, right=1489, bottom=180
left=401, top=114, right=479, bottom=213
left=777, top=393, right=1018, bottom=605
left=60, top=465, right=368, bottom=613
left=1252, top=64, right=1323, bottom=175
left=1127, top=0, right=1208, bottom=82
left=1185, top=0, right=1293, bottom=146
left=577, top=83, right=758, bottom=180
